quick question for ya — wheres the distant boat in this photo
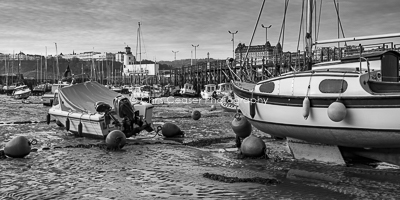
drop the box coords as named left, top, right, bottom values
left=12, top=85, right=31, bottom=99
left=200, top=84, right=217, bottom=100
left=32, top=83, right=51, bottom=96
left=216, top=82, right=232, bottom=98
left=131, top=85, right=162, bottom=101
left=179, top=83, right=197, bottom=97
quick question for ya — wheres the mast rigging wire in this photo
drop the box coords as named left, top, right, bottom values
left=242, top=0, right=266, bottom=82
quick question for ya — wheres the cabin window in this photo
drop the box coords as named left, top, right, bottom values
left=319, top=79, right=348, bottom=93
left=259, top=82, right=275, bottom=93
left=53, top=93, right=59, bottom=105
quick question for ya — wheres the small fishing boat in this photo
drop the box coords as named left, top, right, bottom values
left=48, top=81, right=154, bottom=138
left=130, top=85, right=162, bottom=101
left=216, top=83, right=232, bottom=98
left=111, top=85, right=123, bottom=93
left=3, top=84, right=17, bottom=96
left=179, top=83, right=197, bottom=97
left=12, top=85, right=31, bottom=99
left=201, top=84, right=218, bottom=100
left=163, top=84, right=181, bottom=96
left=32, top=83, right=51, bottom=96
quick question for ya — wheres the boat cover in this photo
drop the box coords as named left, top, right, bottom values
left=58, top=81, right=120, bottom=114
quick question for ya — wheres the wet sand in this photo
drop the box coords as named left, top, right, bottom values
left=1, top=95, right=400, bottom=199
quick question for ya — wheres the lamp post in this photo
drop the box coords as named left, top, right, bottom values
left=261, top=24, right=272, bottom=43
left=261, top=24, right=272, bottom=63
left=172, top=50, right=179, bottom=61
left=228, top=30, right=238, bottom=60
left=191, top=44, right=199, bottom=65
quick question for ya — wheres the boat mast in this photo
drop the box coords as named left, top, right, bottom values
left=11, top=50, right=14, bottom=85
left=305, top=0, right=313, bottom=70
left=5, top=55, right=7, bottom=87
left=55, top=43, right=60, bottom=82
left=38, top=54, right=41, bottom=83
left=45, top=46, right=47, bottom=83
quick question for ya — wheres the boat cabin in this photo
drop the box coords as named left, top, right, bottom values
left=313, top=51, right=400, bottom=82
left=203, top=84, right=216, bottom=93
left=183, top=83, right=194, bottom=91
left=217, top=83, right=232, bottom=92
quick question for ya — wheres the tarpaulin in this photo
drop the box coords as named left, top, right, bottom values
left=58, top=81, right=120, bottom=114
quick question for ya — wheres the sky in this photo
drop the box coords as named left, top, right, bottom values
left=1, top=0, right=400, bottom=61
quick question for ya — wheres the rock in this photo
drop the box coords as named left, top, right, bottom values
left=240, top=135, right=266, bottom=157
left=4, top=136, right=32, bottom=158
left=192, top=110, right=201, bottom=120
left=105, top=130, right=126, bottom=149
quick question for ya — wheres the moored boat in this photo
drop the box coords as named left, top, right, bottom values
left=232, top=0, right=400, bottom=165
left=12, top=85, right=31, bottom=99
left=48, top=81, right=154, bottom=139
left=216, top=82, right=232, bottom=98
left=179, top=83, right=197, bottom=97
left=201, top=84, right=218, bottom=100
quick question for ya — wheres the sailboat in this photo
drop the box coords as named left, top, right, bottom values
left=232, top=0, right=400, bottom=165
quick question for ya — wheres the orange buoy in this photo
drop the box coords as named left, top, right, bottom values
left=328, top=100, right=347, bottom=122
left=105, top=130, right=127, bottom=149
left=192, top=110, right=201, bottom=120
left=4, top=136, right=32, bottom=158
left=161, top=123, right=183, bottom=137
left=240, top=135, right=266, bottom=157
left=231, top=114, right=252, bottom=138
left=302, top=97, right=310, bottom=120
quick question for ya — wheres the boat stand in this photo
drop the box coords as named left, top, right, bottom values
left=287, top=137, right=346, bottom=165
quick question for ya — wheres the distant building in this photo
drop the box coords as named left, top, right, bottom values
left=115, top=51, right=125, bottom=63
left=122, top=46, right=159, bottom=76
left=61, top=51, right=115, bottom=61
left=235, top=42, right=282, bottom=66
left=0, top=52, right=43, bottom=61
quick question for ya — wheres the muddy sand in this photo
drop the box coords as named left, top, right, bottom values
left=1, top=95, right=400, bottom=199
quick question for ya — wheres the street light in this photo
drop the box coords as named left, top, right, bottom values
left=261, top=24, right=272, bottom=43
left=191, top=44, right=199, bottom=65
left=261, top=24, right=272, bottom=63
left=172, top=50, right=179, bottom=61
left=228, top=30, right=238, bottom=60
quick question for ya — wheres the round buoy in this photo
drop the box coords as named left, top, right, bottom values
left=240, top=135, right=266, bottom=157
left=4, top=136, right=32, bottom=158
left=231, top=114, right=252, bottom=138
left=105, top=130, right=127, bottom=149
left=302, top=97, right=310, bottom=120
left=161, top=123, right=183, bottom=137
left=192, top=110, right=201, bottom=120
left=210, top=105, right=216, bottom=111
left=327, top=100, right=347, bottom=122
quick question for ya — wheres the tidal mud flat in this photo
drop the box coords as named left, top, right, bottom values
left=1, top=95, right=400, bottom=199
